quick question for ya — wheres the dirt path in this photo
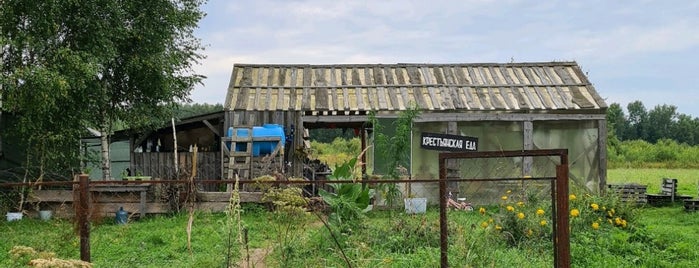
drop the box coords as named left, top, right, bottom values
left=239, top=247, right=271, bottom=268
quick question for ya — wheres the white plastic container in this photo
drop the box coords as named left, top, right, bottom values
left=404, top=198, right=427, bottom=214
left=6, top=212, right=23, bottom=222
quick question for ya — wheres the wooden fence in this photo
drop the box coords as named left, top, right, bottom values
left=132, top=152, right=221, bottom=191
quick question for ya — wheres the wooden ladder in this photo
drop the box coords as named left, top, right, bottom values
left=225, top=127, right=253, bottom=190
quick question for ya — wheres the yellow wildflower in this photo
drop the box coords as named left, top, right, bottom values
left=517, top=201, right=525, bottom=207
left=488, top=218, right=494, bottom=223
left=479, top=207, right=486, bottom=215
left=621, top=219, right=627, bottom=228
left=481, top=221, right=489, bottom=228
left=506, top=190, right=512, bottom=194
left=569, top=194, right=576, bottom=201
left=614, top=217, right=622, bottom=226
left=540, top=220, right=547, bottom=226
left=608, top=219, right=613, bottom=224
left=536, top=208, right=545, bottom=216
left=495, top=225, right=502, bottom=231
left=590, top=203, right=599, bottom=211
left=592, top=222, right=600, bottom=230
left=506, top=205, right=515, bottom=212
left=570, top=208, right=580, bottom=217
left=517, top=212, right=525, bottom=219
left=501, top=195, right=508, bottom=201
left=527, top=229, right=533, bottom=236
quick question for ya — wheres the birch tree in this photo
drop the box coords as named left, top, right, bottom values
left=1, top=0, right=205, bottom=179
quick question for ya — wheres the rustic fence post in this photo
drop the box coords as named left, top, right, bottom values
left=78, top=174, right=91, bottom=262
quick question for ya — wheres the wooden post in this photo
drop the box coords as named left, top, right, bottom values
left=523, top=121, right=533, bottom=176
left=597, top=119, right=607, bottom=193
left=172, top=118, right=178, bottom=179
left=292, top=112, right=304, bottom=178
left=78, top=174, right=91, bottom=262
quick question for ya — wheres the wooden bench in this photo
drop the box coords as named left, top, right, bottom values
left=646, top=178, right=693, bottom=205
left=607, top=184, right=647, bottom=204
left=684, top=184, right=699, bottom=212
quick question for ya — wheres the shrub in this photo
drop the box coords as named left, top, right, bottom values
left=477, top=188, right=638, bottom=249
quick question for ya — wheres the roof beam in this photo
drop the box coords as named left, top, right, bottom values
left=414, top=113, right=605, bottom=122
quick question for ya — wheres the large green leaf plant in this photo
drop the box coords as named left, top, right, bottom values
left=318, top=156, right=370, bottom=229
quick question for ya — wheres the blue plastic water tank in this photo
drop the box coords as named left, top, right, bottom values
left=227, top=124, right=285, bottom=157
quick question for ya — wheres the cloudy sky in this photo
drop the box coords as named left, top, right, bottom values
left=191, top=0, right=699, bottom=117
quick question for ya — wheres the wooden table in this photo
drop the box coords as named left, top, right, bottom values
left=90, top=184, right=150, bottom=217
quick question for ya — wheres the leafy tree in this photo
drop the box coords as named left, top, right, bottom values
left=672, top=114, right=698, bottom=145
left=309, top=128, right=355, bottom=143
left=647, top=104, right=677, bottom=143
left=1, top=0, right=205, bottom=179
left=626, top=101, right=649, bottom=141
left=606, top=103, right=627, bottom=140
left=174, top=103, right=224, bottom=119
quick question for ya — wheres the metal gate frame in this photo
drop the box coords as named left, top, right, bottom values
left=438, top=149, right=570, bottom=268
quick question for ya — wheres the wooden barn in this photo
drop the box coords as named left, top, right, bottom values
left=223, top=62, right=608, bottom=204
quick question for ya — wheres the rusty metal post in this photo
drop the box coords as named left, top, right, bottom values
left=555, top=153, right=570, bottom=268
left=78, top=174, right=91, bottom=262
left=438, top=156, right=448, bottom=268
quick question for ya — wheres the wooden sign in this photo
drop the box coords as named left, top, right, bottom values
left=420, top=132, right=478, bottom=152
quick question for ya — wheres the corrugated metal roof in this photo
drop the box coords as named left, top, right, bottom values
left=224, top=62, right=606, bottom=113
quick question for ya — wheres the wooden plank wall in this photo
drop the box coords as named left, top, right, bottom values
left=132, top=152, right=220, bottom=189
left=26, top=190, right=264, bottom=219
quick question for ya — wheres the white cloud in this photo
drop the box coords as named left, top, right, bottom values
left=191, top=0, right=699, bottom=115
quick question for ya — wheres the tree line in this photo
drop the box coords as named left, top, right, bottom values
left=607, top=101, right=699, bottom=145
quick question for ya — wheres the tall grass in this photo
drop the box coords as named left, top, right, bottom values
left=609, top=139, right=699, bottom=168
left=309, top=137, right=360, bottom=167
left=2, top=200, right=699, bottom=267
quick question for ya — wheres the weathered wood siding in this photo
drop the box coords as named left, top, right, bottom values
left=132, top=152, right=221, bottom=181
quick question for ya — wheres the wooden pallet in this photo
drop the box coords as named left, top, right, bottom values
left=607, top=184, right=647, bottom=204
left=647, top=194, right=693, bottom=205
left=684, top=199, right=699, bottom=212
left=646, top=178, right=693, bottom=205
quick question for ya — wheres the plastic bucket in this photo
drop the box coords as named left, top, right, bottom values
left=6, top=212, right=23, bottom=222
left=39, top=210, right=53, bottom=221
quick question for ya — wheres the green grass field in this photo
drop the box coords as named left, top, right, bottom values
left=608, top=168, right=699, bottom=196
left=1, top=168, right=698, bottom=267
